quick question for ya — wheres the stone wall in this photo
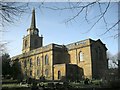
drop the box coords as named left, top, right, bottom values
left=90, top=39, right=108, bottom=79
left=19, top=48, right=54, bottom=80
left=11, top=39, right=108, bottom=81
left=53, top=44, right=70, bottom=64
left=67, top=39, right=92, bottom=79
left=54, top=64, right=66, bottom=81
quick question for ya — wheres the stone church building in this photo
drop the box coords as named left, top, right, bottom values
left=12, top=9, right=108, bottom=81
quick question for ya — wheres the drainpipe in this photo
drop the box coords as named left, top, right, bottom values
left=42, top=52, right=43, bottom=77
left=52, top=44, right=54, bottom=81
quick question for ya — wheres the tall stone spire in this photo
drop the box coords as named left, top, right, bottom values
left=23, top=8, right=43, bottom=53
left=30, top=8, right=36, bottom=29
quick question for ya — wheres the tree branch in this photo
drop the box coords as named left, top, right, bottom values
left=0, top=2, right=29, bottom=26
left=83, top=1, right=110, bottom=34
left=100, top=19, right=120, bottom=36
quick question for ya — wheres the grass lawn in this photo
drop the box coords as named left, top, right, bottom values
left=69, top=81, right=101, bottom=88
left=2, top=84, right=29, bottom=88
left=2, top=79, right=103, bottom=89
left=2, top=84, right=31, bottom=90
left=2, top=79, right=30, bottom=89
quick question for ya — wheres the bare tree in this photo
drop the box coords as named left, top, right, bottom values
left=0, top=2, right=30, bottom=54
left=0, top=42, right=7, bottom=54
left=112, top=52, right=120, bottom=66
left=0, top=1, right=119, bottom=37
left=107, top=51, right=120, bottom=68
left=0, top=1, right=119, bottom=49
left=40, top=1, right=120, bottom=38
left=0, top=2, right=29, bottom=27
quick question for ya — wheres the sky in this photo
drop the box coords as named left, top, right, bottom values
left=2, top=2, right=119, bottom=57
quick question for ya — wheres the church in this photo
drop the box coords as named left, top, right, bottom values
left=12, top=9, right=108, bottom=81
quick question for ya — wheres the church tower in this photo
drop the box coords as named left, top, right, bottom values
left=22, top=9, right=43, bottom=53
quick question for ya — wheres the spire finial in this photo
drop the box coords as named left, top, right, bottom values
left=30, top=8, right=36, bottom=29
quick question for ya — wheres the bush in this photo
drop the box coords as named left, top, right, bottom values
left=109, top=80, right=120, bottom=88
left=84, top=78, right=89, bottom=85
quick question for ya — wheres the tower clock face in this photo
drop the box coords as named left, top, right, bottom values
left=34, top=30, right=37, bottom=34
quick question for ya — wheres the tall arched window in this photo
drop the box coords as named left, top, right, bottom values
left=30, top=70, right=32, bottom=76
left=45, top=55, right=49, bottom=65
left=79, top=52, right=83, bottom=62
left=58, top=70, right=61, bottom=79
left=37, top=56, right=40, bottom=66
left=37, top=70, right=40, bottom=76
left=25, top=40, right=27, bottom=48
left=24, top=60, right=27, bottom=68
left=45, top=69, right=48, bottom=77
left=30, top=58, right=32, bottom=67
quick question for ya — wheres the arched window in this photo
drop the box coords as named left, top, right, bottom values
left=37, top=56, right=40, bottom=66
left=79, top=52, right=83, bottom=62
left=30, top=58, right=32, bottom=67
left=24, top=60, right=27, bottom=68
left=45, top=55, right=49, bottom=65
left=58, top=70, right=61, bottom=79
left=30, top=70, right=32, bottom=76
left=45, top=69, right=49, bottom=77
left=37, top=70, right=40, bottom=76
left=25, top=40, right=27, bottom=48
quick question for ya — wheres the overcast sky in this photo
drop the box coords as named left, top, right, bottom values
left=2, top=2, right=119, bottom=57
